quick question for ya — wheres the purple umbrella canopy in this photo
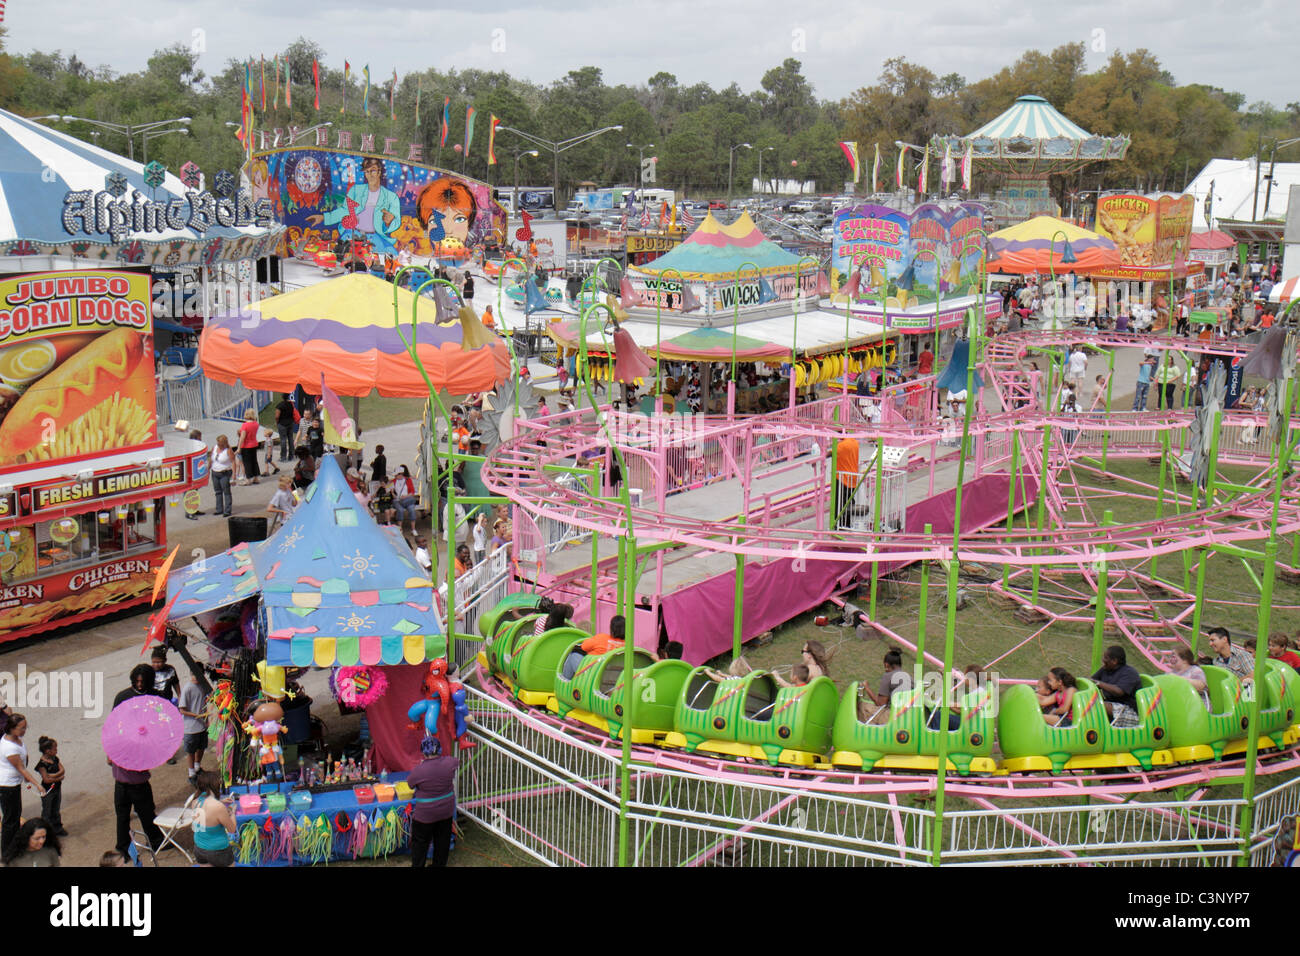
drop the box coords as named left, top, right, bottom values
left=101, top=695, right=184, bottom=771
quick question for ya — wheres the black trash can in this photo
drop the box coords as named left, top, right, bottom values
left=228, top=514, right=268, bottom=548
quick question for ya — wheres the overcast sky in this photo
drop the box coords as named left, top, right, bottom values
left=8, top=0, right=1297, bottom=110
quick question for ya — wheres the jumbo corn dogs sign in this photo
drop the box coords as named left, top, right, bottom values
left=0, top=270, right=157, bottom=471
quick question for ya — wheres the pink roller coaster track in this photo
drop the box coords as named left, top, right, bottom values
left=475, top=326, right=1300, bottom=801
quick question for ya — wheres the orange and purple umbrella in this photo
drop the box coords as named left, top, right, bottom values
left=199, top=273, right=511, bottom=396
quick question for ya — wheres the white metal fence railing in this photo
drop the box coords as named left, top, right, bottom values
left=155, top=370, right=271, bottom=426
left=459, top=686, right=1287, bottom=867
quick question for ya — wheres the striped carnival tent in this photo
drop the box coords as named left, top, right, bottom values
left=0, top=108, right=283, bottom=264
left=934, top=95, right=1132, bottom=170
left=632, top=211, right=801, bottom=279
left=1269, top=275, right=1300, bottom=308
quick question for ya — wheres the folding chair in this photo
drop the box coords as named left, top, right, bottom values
left=150, top=790, right=200, bottom=865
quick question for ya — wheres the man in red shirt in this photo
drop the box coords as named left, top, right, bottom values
left=406, top=736, right=459, bottom=867
left=917, top=347, right=934, bottom=376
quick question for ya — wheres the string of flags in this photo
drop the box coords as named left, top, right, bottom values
left=839, top=140, right=976, bottom=194
left=237, top=57, right=509, bottom=164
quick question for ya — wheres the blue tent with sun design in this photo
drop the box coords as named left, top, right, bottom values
left=166, top=456, right=442, bottom=668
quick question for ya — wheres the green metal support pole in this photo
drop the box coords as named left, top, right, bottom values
left=1031, top=416, right=1052, bottom=607
left=1151, top=426, right=1170, bottom=582
left=931, top=310, right=979, bottom=867
left=1238, top=537, right=1278, bottom=865
left=1002, top=430, right=1020, bottom=589
left=917, top=522, right=932, bottom=662
left=616, top=535, right=632, bottom=865
left=1101, top=346, right=1115, bottom=474
left=1090, top=511, right=1113, bottom=673
left=868, top=438, right=885, bottom=619
left=589, top=468, right=600, bottom=625
left=733, top=516, right=746, bottom=663
left=1187, top=411, right=1225, bottom=652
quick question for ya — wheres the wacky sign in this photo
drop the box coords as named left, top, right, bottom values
left=0, top=270, right=157, bottom=470
left=831, top=203, right=987, bottom=308
left=254, top=148, right=508, bottom=265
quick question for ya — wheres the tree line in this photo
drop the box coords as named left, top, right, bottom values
left=0, top=31, right=1295, bottom=206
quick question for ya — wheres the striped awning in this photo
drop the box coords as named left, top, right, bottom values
left=1269, top=276, right=1299, bottom=306
left=0, top=108, right=282, bottom=261
left=968, top=96, right=1092, bottom=141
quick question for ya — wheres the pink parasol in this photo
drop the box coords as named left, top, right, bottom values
left=101, top=696, right=184, bottom=771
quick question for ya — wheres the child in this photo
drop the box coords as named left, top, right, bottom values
left=177, top=666, right=208, bottom=782
left=266, top=476, right=296, bottom=532
left=35, top=737, right=66, bottom=836
left=372, top=482, right=395, bottom=525
left=261, top=427, right=281, bottom=476
left=472, top=512, right=488, bottom=563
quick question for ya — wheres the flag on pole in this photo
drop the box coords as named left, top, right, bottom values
left=941, top=142, right=953, bottom=189
left=260, top=56, right=266, bottom=112
left=440, top=97, right=450, bottom=147
left=341, top=61, right=350, bottom=114
left=362, top=65, right=370, bottom=116
left=312, top=60, right=320, bottom=111
left=640, top=204, right=652, bottom=228
left=320, top=376, right=362, bottom=450
left=487, top=114, right=500, bottom=165
left=415, top=76, right=422, bottom=125
left=681, top=204, right=695, bottom=228
left=285, top=59, right=291, bottom=108
left=918, top=145, right=929, bottom=195
left=659, top=201, right=670, bottom=228
left=838, top=141, right=861, bottom=184
left=273, top=55, right=281, bottom=109
left=390, top=69, right=397, bottom=121
left=961, top=142, right=973, bottom=191
left=464, top=106, right=477, bottom=156
left=896, top=144, right=906, bottom=189
left=871, top=143, right=880, bottom=194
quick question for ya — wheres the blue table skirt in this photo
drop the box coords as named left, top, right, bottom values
left=230, top=773, right=423, bottom=866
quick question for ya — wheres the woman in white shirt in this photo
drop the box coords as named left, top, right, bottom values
left=211, top=435, right=235, bottom=517
left=1, top=714, right=46, bottom=855
left=472, top=513, right=488, bottom=563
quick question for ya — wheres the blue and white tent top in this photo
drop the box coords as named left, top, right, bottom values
left=166, top=456, right=444, bottom=668
left=0, top=108, right=283, bottom=263
left=931, top=95, right=1130, bottom=165
left=967, top=95, right=1092, bottom=141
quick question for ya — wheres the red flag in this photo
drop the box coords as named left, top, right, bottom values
left=313, top=59, right=320, bottom=110
left=488, top=114, right=500, bottom=165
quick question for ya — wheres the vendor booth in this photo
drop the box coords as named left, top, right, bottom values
left=0, top=110, right=282, bottom=643
left=162, top=457, right=465, bottom=864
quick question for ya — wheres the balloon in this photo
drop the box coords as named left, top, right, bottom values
left=791, top=160, right=798, bottom=167
left=453, top=144, right=463, bottom=153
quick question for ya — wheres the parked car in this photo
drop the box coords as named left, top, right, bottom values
left=707, top=199, right=728, bottom=210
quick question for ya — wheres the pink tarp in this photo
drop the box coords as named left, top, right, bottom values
left=366, top=664, right=435, bottom=774
left=661, top=471, right=1038, bottom=664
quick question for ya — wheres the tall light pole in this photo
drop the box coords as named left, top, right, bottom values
left=498, top=124, right=623, bottom=214
left=142, top=127, right=188, bottom=164
left=39, top=115, right=191, bottom=162
left=510, top=148, right=540, bottom=217
left=627, top=142, right=654, bottom=192
left=728, top=142, right=752, bottom=207
left=1262, top=136, right=1300, bottom=220
left=756, top=146, right=775, bottom=195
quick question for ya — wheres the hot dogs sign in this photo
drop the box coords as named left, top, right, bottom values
left=0, top=270, right=157, bottom=470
